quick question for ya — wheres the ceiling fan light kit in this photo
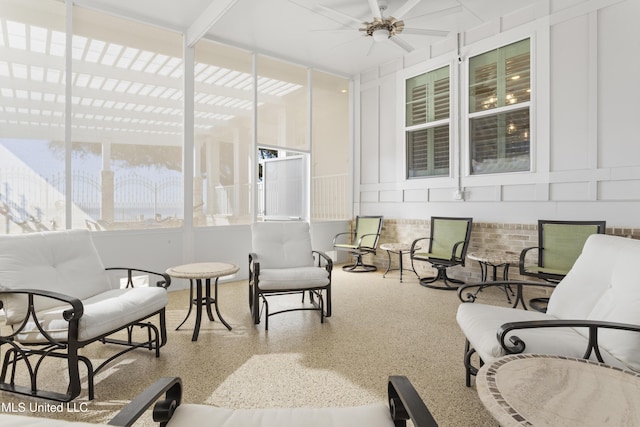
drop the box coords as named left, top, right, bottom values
left=372, top=28, right=390, bottom=42
left=363, top=16, right=405, bottom=41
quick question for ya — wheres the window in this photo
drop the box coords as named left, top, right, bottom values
left=0, top=0, right=67, bottom=234
left=405, top=66, right=450, bottom=179
left=72, top=7, right=184, bottom=229
left=469, top=38, right=531, bottom=175
left=193, top=40, right=252, bottom=226
left=311, top=70, right=350, bottom=220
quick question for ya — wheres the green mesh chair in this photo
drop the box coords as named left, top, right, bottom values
left=333, top=216, right=383, bottom=272
left=519, top=220, right=606, bottom=311
left=519, top=220, right=607, bottom=283
left=410, top=217, right=473, bottom=290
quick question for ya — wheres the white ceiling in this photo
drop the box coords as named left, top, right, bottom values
left=77, top=0, right=536, bottom=76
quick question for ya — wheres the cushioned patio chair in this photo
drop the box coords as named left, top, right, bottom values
left=333, top=215, right=383, bottom=272
left=249, top=221, right=332, bottom=330
left=0, top=230, right=170, bottom=402
left=519, top=219, right=606, bottom=311
left=456, top=233, right=640, bottom=387
left=105, top=375, right=438, bottom=427
left=410, top=217, right=473, bottom=290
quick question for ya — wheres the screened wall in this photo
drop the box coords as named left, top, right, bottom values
left=0, top=0, right=352, bottom=234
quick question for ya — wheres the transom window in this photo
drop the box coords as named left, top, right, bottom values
left=405, top=65, right=450, bottom=179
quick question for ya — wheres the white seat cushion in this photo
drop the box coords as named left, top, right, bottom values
left=258, top=267, right=329, bottom=291
left=456, top=302, right=622, bottom=368
left=167, top=403, right=394, bottom=427
left=14, top=287, right=168, bottom=343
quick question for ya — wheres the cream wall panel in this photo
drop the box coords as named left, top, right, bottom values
left=360, top=191, right=379, bottom=203
left=466, top=186, right=500, bottom=202
left=598, top=0, right=640, bottom=168
left=550, top=182, right=590, bottom=200
left=502, top=184, right=538, bottom=201
left=404, top=189, right=429, bottom=203
left=360, top=87, right=380, bottom=184
left=379, top=75, right=397, bottom=183
left=598, top=180, right=640, bottom=201
left=379, top=60, right=402, bottom=77
left=380, top=190, right=403, bottom=202
left=550, top=15, right=590, bottom=171
left=429, top=188, right=457, bottom=202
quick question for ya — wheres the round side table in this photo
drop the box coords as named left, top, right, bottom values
left=166, top=262, right=239, bottom=341
left=379, top=243, right=419, bottom=283
left=467, top=250, right=520, bottom=305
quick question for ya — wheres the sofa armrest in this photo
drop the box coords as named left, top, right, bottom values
left=108, top=377, right=182, bottom=427
left=0, top=288, right=84, bottom=322
left=388, top=376, right=438, bottom=427
left=105, top=268, right=171, bottom=289
left=497, top=319, right=640, bottom=361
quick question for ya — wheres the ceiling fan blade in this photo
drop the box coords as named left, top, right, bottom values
left=391, top=0, right=420, bottom=20
left=366, top=39, right=378, bottom=56
left=316, top=4, right=363, bottom=27
left=368, top=0, right=382, bottom=19
left=404, top=5, right=463, bottom=21
left=402, top=28, right=450, bottom=37
left=288, top=0, right=362, bottom=28
left=390, top=35, right=414, bottom=53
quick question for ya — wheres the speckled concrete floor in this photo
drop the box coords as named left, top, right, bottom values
left=1, top=266, right=527, bottom=426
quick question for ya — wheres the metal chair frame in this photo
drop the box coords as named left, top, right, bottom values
left=410, top=217, right=473, bottom=290
left=333, top=215, right=384, bottom=272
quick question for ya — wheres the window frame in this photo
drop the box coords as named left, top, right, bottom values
left=466, top=37, right=533, bottom=176
left=403, top=64, right=452, bottom=180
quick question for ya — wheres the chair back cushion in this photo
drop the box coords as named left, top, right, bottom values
left=585, top=242, right=640, bottom=371
left=541, top=222, right=603, bottom=274
left=251, top=222, right=314, bottom=269
left=354, top=216, right=382, bottom=249
left=430, top=218, right=471, bottom=259
left=546, top=234, right=638, bottom=320
left=0, top=229, right=111, bottom=324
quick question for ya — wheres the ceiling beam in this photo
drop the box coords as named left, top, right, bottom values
left=186, top=0, right=239, bottom=48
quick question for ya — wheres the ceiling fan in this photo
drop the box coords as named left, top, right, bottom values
left=292, top=0, right=460, bottom=53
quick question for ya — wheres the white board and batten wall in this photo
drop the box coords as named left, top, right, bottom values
left=356, top=0, right=640, bottom=227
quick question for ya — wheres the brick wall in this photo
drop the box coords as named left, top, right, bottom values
left=352, top=218, right=640, bottom=283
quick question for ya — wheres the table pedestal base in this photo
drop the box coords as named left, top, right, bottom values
left=176, top=277, right=232, bottom=341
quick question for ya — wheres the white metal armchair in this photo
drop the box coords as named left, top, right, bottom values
left=107, top=375, right=438, bottom=427
left=456, top=234, right=640, bottom=387
left=249, top=221, right=332, bottom=330
left=0, top=375, right=442, bottom=427
left=0, top=230, right=170, bottom=402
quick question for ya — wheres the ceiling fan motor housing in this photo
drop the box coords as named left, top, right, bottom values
left=362, top=16, right=405, bottom=38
